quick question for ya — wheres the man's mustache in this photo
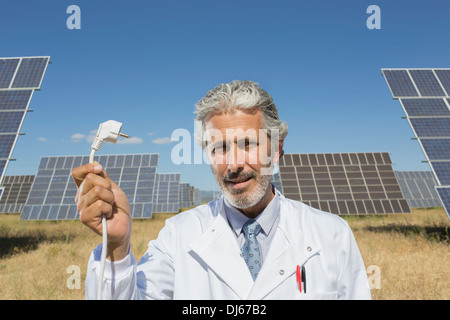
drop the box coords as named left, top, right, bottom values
left=222, top=171, right=257, bottom=183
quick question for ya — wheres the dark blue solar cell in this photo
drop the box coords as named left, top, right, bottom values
left=420, top=139, right=450, bottom=160
left=0, top=111, right=25, bottom=133
left=435, top=70, right=450, bottom=96
left=132, top=203, right=143, bottom=218
left=48, top=206, right=59, bottom=220
left=56, top=205, right=69, bottom=220
left=150, top=154, right=159, bottom=166
left=400, top=99, right=450, bottom=117
left=435, top=187, right=450, bottom=218
left=383, top=70, right=419, bottom=97
left=409, top=70, right=446, bottom=97
left=0, top=90, right=33, bottom=110
left=0, top=134, right=17, bottom=158
left=66, top=205, right=78, bottom=219
left=142, top=204, right=152, bottom=218
left=11, top=57, right=49, bottom=89
left=133, top=154, right=142, bottom=167
left=0, top=160, right=8, bottom=182
left=410, top=118, right=450, bottom=138
left=0, top=59, right=19, bottom=88
left=430, top=162, right=450, bottom=185
left=30, top=205, right=42, bottom=219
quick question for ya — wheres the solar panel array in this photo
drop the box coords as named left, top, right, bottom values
left=278, top=152, right=410, bottom=215
left=382, top=68, right=450, bottom=218
left=179, top=183, right=202, bottom=208
left=395, top=171, right=442, bottom=208
left=0, top=175, right=34, bottom=213
left=21, top=154, right=159, bottom=220
left=0, top=56, right=50, bottom=198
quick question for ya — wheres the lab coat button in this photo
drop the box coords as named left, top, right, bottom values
left=279, top=269, right=284, bottom=275
left=307, top=246, right=312, bottom=251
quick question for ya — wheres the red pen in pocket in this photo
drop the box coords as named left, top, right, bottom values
left=296, top=265, right=302, bottom=292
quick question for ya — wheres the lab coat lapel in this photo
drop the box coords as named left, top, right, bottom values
left=248, top=196, right=320, bottom=300
left=189, top=201, right=254, bottom=300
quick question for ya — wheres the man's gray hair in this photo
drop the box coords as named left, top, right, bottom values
left=195, top=80, right=288, bottom=148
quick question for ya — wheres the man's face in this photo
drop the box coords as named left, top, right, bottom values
left=204, top=109, right=282, bottom=209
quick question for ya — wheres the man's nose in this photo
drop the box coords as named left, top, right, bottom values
left=226, top=144, right=245, bottom=171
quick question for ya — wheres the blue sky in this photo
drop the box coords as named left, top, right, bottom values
left=1, top=0, right=449, bottom=191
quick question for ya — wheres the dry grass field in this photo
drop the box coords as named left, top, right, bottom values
left=0, top=208, right=448, bottom=300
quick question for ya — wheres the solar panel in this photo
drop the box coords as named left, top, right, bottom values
left=0, top=175, right=34, bottom=213
left=0, top=59, right=20, bottom=88
left=179, top=182, right=192, bottom=208
left=21, top=154, right=159, bottom=220
left=401, top=99, right=449, bottom=116
left=0, top=56, right=50, bottom=202
left=420, top=139, right=450, bottom=160
left=152, top=173, right=180, bottom=213
left=430, top=162, right=450, bottom=185
left=192, top=187, right=202, bottom=206
left=434, top=70, right=450, bottom=95
left=382, top=70, right=419, bottom=97
left=409, top=70, right=446, bottom=97
left=436, top=187, right=450, bottom=217
left=278, top=152, right=410, bottom=215
left=382, top=68, right=450, bottom=219
left=395, top=171, right=442, bottom=208
left=11, top=57, right=50, bottom=89
left=409, top=118, right=450, bottom=138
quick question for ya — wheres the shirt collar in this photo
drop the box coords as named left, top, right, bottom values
left=223, top=187, right=280, bottom=237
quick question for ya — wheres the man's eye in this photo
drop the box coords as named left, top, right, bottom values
left=243, top=140, right=258, bottom=149
left=212, top=144, right=226, bottom=155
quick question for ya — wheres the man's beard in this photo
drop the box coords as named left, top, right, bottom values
left=215, top=169, right=272, bottom=209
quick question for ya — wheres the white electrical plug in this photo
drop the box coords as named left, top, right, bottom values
left=91, top=120, right=130, bottom=154
left=89, top=120, right=129, bottom=300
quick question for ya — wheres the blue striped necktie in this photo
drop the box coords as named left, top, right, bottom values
left=241, top=219, right=262, bottom=281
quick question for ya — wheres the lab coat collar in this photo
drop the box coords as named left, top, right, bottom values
left=189, top=190, right=321, bottom=300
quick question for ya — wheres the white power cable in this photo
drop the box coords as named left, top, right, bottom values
left=89, top=120, right=129, bottom=300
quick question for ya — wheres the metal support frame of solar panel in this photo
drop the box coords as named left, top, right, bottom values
left=0, top=175, right=34, bottom=213
left=21, top=153, right=159, bottom=220
left=0, top=56, right=50, bottom=201
left=395, top=171, right=442, bottom=208
left=152, top=173, right=180, bottom=213
left=278, top=152, right=410, bottom=215
left=382, top=68, right=450, bottom=218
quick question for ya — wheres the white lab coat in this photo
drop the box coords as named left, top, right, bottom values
left=85, top=190, right=371, bottom=300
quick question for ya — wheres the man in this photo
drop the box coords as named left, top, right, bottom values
left=73, top=80, right=371, bottom=299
